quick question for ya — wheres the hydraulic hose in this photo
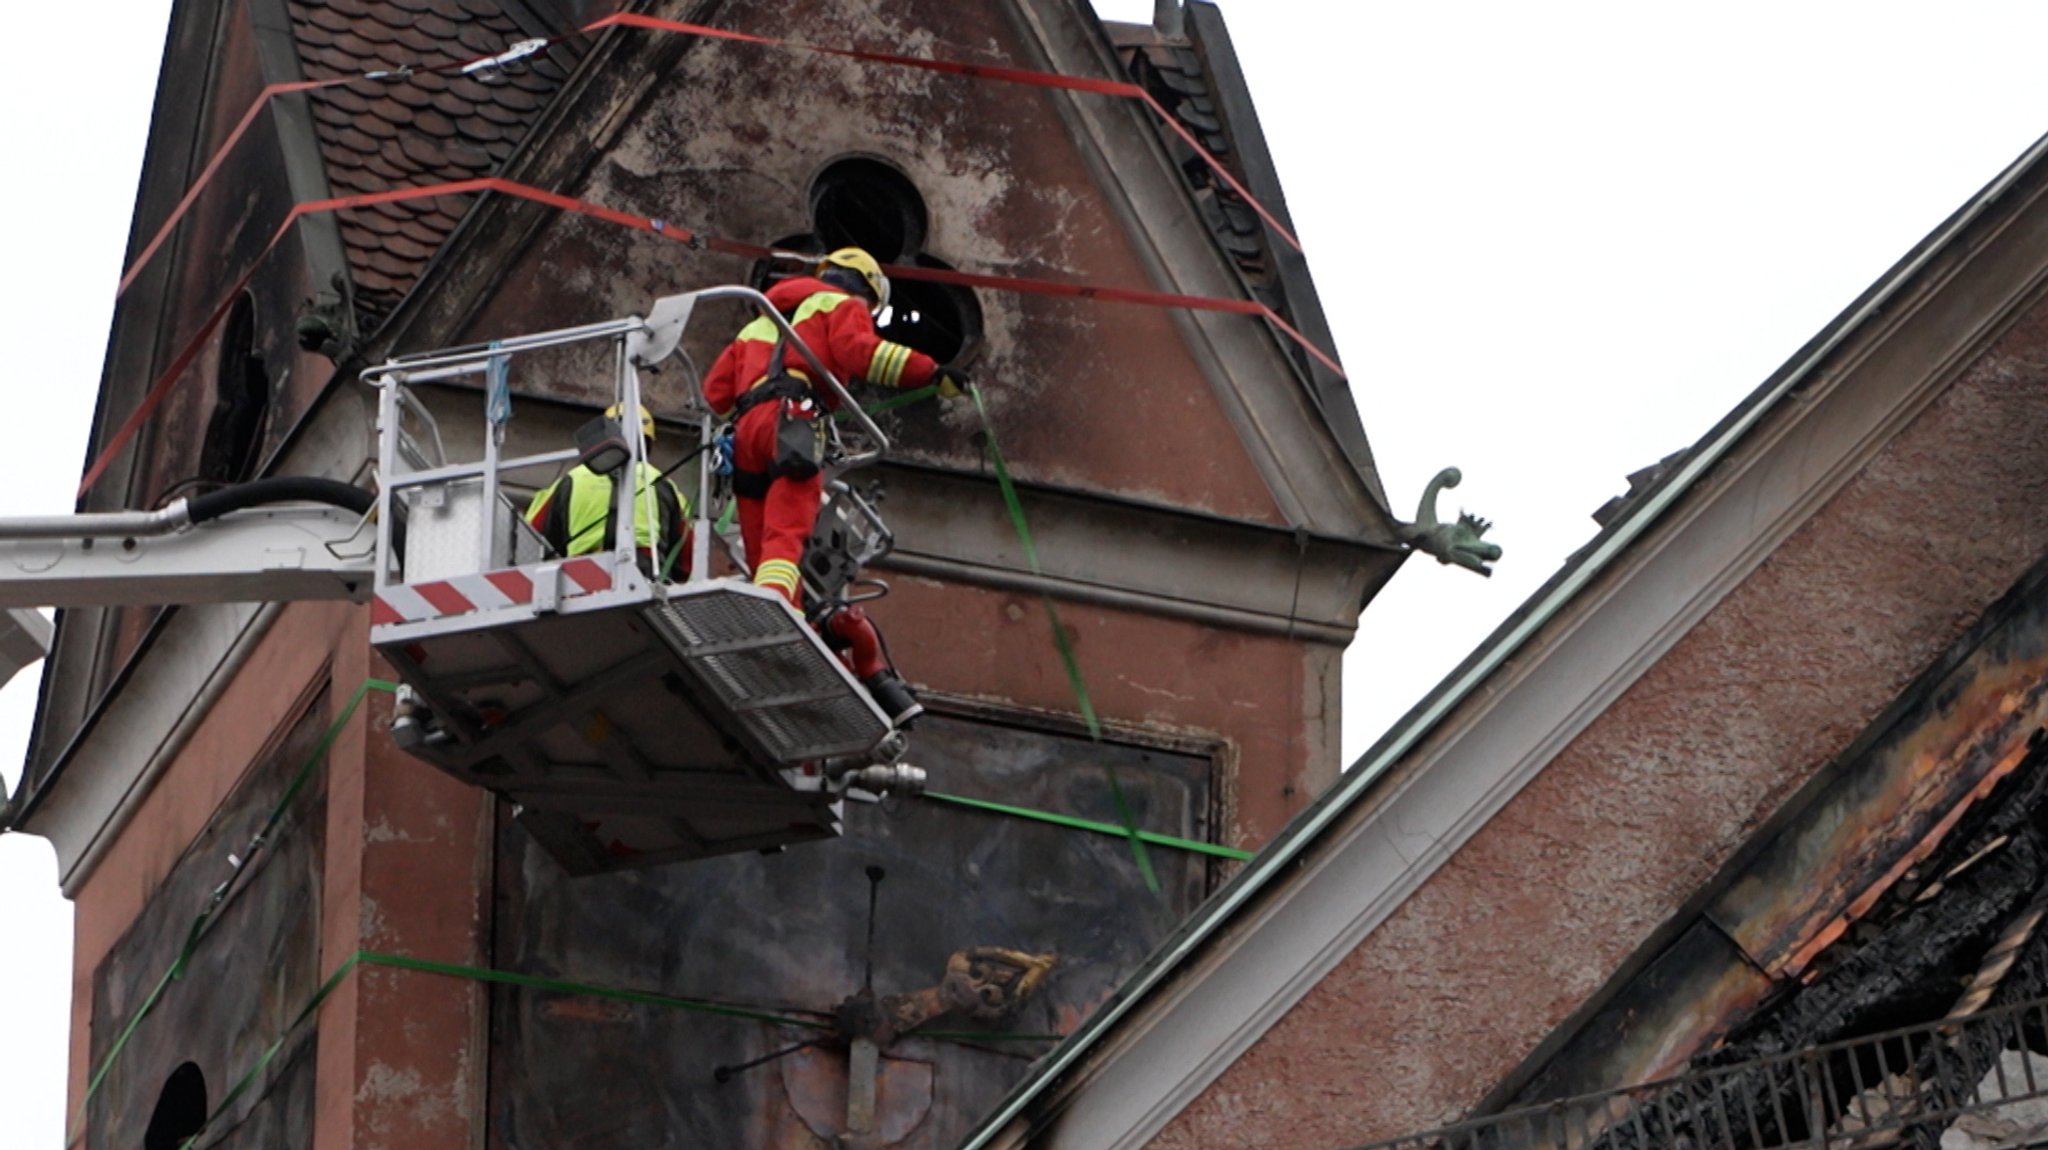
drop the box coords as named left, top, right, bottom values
left=186, top=476, right=401, bottom=560
left=184, top=476, right=375, bottom=524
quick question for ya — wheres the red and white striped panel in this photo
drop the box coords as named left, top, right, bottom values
left=371, top=557, right=614, bottom=626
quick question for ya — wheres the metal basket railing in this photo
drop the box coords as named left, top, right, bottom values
left=359, top=286, right=889, bottom=596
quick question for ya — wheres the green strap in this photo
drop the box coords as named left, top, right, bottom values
left=68, top=679, right=398, bottom=1149
left=177, top=951, right=361, bottom=1149
left=924, top=791, right=1252, bottom=861
left=861, top=383, right=940, bottom=417
left=352, top=951, right=829, bottom=1030
left=968, top=385, right=1160, bottom=894
left=174, top=949, right=829, bottom=1149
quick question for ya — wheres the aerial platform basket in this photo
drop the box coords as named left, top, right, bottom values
left=362, top=286, right=917, bottom=874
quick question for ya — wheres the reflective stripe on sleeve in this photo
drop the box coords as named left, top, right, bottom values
left=867, top=341, right=912, bottom=386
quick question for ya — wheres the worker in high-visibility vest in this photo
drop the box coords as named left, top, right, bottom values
left=524, top=403, right=691, bottom=579
left=702, top=248, right=965, bottom=723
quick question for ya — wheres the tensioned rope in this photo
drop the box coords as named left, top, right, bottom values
left=116, top=13, right=1297, bottom=302
left=84, top=18, right=1339, bottom=498
left=82, top=174, right=1338, bottom=499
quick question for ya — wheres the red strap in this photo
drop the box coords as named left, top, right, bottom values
left=586, top=13, right=1302, bottom=253
left=881, top=260, right=1345, bottom=379
left=82, top=173, right=1338, bottom=498
left=116, top=14, right=1302, bottom=302
left=114, top=30, right=592, bottom=300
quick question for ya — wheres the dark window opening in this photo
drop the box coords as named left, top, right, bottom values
left=199, top=293, right=269, bottom=485
left=143, top=1061, right=208, bottom=1150
left=808, top=158, right=927, bottom=263
left=875, top=256, right=982, bottom=365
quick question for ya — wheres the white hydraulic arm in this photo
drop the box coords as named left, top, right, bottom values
left=0, top=504, right=376, bottom=611
left=0, top=487, right=381, bottom=686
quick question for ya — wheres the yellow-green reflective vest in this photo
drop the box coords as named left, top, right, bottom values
left=525, top=463, right=688, bottom=562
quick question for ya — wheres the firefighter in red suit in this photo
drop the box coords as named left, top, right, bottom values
left=703, top=248, right=966, bottom=723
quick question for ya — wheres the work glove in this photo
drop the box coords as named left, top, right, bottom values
left=934, top=367, right=971, bottom=400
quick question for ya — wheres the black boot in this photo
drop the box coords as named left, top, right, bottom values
left=861, top=670, right=924, bottom=727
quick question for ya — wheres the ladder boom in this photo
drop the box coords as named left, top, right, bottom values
left=0, top=505, right=377, bottom=610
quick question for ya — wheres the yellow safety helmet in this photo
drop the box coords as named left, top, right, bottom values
left=817, top=247, right=891, bottom=312
left=605, top=402, right=656, bottom=441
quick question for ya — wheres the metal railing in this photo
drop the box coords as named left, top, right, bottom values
left=1357, top=991, right=2048, bottom=1150
left=359, top=286, right=888, bottom=593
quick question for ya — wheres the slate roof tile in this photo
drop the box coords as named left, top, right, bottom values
left=410, top=108, right=456, bottom=138
left=429, top=89, right=473, bottom=118
left=386, top=81, right=435, bottom=112
left=414, top=12, right=461, bottom=40
left=455, top=22, right=504, bottom=54
left=1127, top=43, right=1266, bottom=282
left=474, top=99, right=526, bottom=128
left=354, top=110, right=402, bottom=142
left=334, top=126, right=382, bottom=157
left=327, top=30, right=385, bottom=61
left=305, top=5, right=353, bottom=34
left=285, top=0, right=583, bottom=329
left=352, top=209, right=404, bottom=237
left=397, top=216, right=448, bottom=246
left=456, top=115, right=505, bottom=145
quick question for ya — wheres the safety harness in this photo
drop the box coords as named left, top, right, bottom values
left=726, top=331, right=825, bottom=500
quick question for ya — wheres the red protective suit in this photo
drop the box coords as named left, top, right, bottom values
left=703, top=276, right=937, bottom=608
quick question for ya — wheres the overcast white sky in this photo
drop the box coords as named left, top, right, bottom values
left=7, top=2, right=2048, bottom=1144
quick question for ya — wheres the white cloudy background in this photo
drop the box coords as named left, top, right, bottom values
left=8, top=1, right=2048, bottom=1143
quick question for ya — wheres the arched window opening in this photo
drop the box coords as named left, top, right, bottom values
left=143, top=1061, right=208, bottom=1150
left=875, top=256, right=982, bottom=365
left=808, top=158, right=927, bottom=263
left=199, top=293, right=269, bottom=485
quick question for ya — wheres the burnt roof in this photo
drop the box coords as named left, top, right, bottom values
left=285, top=0, right=577, bottom=328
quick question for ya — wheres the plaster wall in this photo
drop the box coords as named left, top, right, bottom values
left=1151, top=292, right=2048, bottom=1145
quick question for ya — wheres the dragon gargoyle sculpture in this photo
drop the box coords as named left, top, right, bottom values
left=1397, top=467, right=1502, bottom=577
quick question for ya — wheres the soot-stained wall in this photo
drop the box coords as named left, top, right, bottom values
left=456, top=0, right=1285, bottom=524
left=85, top=688, right=331, bottom=1150
left=487, top=709, right=1216, bottom=1148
